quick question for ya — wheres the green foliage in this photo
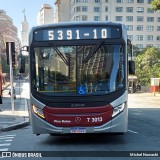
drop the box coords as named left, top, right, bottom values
left=135, top=47, right=160, bottom=86
left=133, top=45, right=141, bottom=57
left=151, top=0, right=160, bottom=11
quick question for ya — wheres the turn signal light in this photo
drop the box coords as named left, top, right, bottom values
left=112, top=103, right=125, bottom=117
left=32, top=105, right=45, bottom=119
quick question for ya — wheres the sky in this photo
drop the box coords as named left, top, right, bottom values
left=0, top=0, right=56, bottom=37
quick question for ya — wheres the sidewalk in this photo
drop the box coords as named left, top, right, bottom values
left=0, top=82, right=30, bottom=132
left=128, top=91, right=160, bottom=108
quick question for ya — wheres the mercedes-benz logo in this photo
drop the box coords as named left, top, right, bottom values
left=75, top=117, right=81, bottom=123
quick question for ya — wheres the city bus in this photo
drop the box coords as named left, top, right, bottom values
left=29, top=22, right=134, bottom=135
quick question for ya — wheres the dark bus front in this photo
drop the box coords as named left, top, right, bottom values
left=29, top=22, right=128, bottom=135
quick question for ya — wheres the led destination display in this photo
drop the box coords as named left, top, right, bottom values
left=34, top=26, right=121, bottom=41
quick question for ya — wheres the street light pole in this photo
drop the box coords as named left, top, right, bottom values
left=0, top=33, right=6, bottom=103
left=8, top=42, right=14, bottom=113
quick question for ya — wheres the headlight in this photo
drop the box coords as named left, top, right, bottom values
left=112, top=103, right=125, bottom=117
left=32, top=105, right=45, bottom=119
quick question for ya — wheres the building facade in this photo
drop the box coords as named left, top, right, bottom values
left=55, top=0, right=71, bottom=22
left=21, top=11, right=29, bottom=55
left=55, top=0, right=160, bottom=49
left=0, top=10, right=19, bottom=56
left=37, top=4, right=54, bottom=25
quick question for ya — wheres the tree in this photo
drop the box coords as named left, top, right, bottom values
left=133, top=45, right=141, bottom=57
left=135, top=47, right=160, bottom=86
left=151, top=0, right=160, bottom=11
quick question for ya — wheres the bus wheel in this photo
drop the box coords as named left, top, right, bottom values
left=50, top=133, right=60, bottom=136
left=111, top=132, right=124, bottom=135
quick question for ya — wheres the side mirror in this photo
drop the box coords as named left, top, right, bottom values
left=129, top=61, right=135, bottom=75
left=127, top=39, right=132, bottom=59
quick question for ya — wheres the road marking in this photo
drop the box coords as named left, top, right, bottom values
left=0, top=137, right=14, bottom=139
left=0, top=148, right=8, bottom=151
left=0, top=143, right=11, bottom=146
left=5, top=140, right=12, bottom=142
left=0, top=134, right=16, bottom=152
left=0, top=135, right=16, bottom=138
left=128, top=129, right=138, bottom=134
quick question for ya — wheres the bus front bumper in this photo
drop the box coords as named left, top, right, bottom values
left=31, top=110, right=127, bottom=135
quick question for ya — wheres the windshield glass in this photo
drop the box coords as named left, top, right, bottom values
left=31, top=44, right=125, bottom=96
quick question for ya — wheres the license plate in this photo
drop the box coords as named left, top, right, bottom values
left=70, top=128, right=86, bottom=133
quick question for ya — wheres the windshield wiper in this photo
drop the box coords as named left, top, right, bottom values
left=50, top=42, right=69, bottom=66
left=82, top=40, right=104, bottom=64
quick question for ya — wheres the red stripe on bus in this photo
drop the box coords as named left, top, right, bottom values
left=43, top=105, right=113, bottom=127
left=43, top=105, right=112, bottom=114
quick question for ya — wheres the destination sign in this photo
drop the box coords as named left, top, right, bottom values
left=34, top=26, right=121, bottom=41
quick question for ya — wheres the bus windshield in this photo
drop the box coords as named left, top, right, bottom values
left=32, top=43, right=125, bottom=96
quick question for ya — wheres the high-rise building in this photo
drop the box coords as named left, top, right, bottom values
left=21, top=9, right=29, bottom=55
left=55, top=0, right=160, bottom=49
left=55, top=0, right=70, bottom=22
left=0, top=10, right=19, bottom=56
left=37, top=4, right=54, bottom=25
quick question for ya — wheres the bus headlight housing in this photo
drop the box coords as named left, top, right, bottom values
left=112, top=103, right=125, bottom=117
left=32, top=105, right=45, bottom=119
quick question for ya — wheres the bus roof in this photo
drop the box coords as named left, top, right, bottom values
left=31, top=21, right=124, bottom=31
left=29, top=21, right=127, bottom=44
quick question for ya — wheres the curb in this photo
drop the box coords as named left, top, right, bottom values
left=2, top=83, right=10, bottom=91
left=0, top=120, right=30, bottom=132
